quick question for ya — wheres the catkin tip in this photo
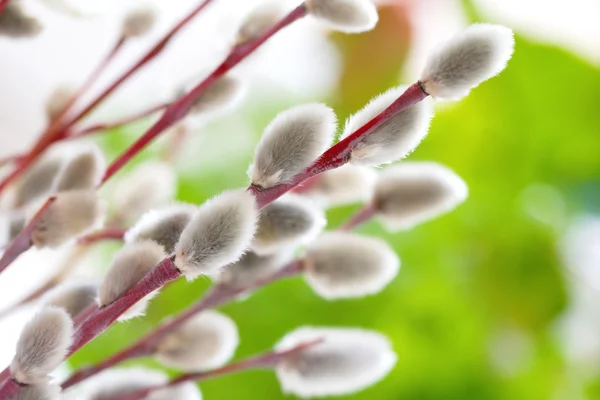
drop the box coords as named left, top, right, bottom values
left=305, top=0, right=378, bottom=34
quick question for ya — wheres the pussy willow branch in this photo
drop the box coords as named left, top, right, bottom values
left=110, top=340, right=322, bottom=400
left=0, top=0, right=9, bottom=13
left=340, top=204, right=377, bottom=231
left=61, top=260, right=304, bottom=388
left=0, top=0, right=215, bottom=194
left=100, top=3, right=308, bottom=184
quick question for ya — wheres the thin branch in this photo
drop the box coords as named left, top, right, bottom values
left=77, top=228, right=126, bottom=245
left=0, top=0, right=10, bottom=13
left=340, top=204, right=376, bottom=231
left=109, top=340, right=322, bottom=400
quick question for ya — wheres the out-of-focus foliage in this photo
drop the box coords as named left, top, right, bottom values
left=70, top=4, right=600, bottom=400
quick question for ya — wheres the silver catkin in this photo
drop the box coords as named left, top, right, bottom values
left=41, top=281, right=98, bottom=318
left=121, top=6, right=156, bottom=38
left=53, top=144, right=105, bottom=192
left=9, top=383, right=61, bottom=400
left=0, top=3, right=42, bottom=38
left=305, top=0, right=378, bottom=34
left=218, top=250, right=291, bottom=291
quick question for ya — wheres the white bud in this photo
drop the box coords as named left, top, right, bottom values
left=8, top=212, right=26, bottom=241
left=31, top=190, right=106, bottom=249
left=252, top=195, right=325, bottom=255
left=219, top=250, right=291, bottom=290
left=122, top=6, right=156, bottom=38
left=148, top=382, right=202, bottom=400
left=249, top=104, right=336, bottom=189
left=373, top=162, right=468, bottom=231
left=341, top=86, right=432, bottom=166
left=41, top=281, right=98, bottom=318
left=98, top=241, right=166, bottom=320
left=155, top=310, right=239, bottom=371
left=45, top=85, right=75, bottom=122
left=305, top=0, right=378, bottom=34
left=275, top=326, right=396, bottom=398
left=420, top=24, right=514, bottom=100
left=13, top=154, right=63, bottom=208
left=189, top=76, right=245, bottom=116
left=113, top=161, right=177, bottom=225
left=0, top=3, right=42, bottom=38
left=53, top=144, right=105, bottom=192
left=9, top=383, right=61, bottom=400
left=175, top=189, right=258, bottom=280
left=10, top=307, right=73, bottom=384
left=236, top=3, right=284, bottom=45
left=299, top=165, right=375, bottom=208
left=304, top=232, right=399, bottom=299
left=82, top=367, right=168, bottom=399
left=125, top=203, right=198, bottom=254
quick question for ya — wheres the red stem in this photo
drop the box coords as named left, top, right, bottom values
left=0, top=379, right=20, bottom=398
left=0, top=0, right=9, bottom=13
left=69, top=102, right=169, bottom=138
left=252, top=82, right=429, bottom=208
left=340, top=204, right=376, bottom=231
left=61, top=260, right=304, bottom=389
left=110, top=340, right=322, bottom=400
left=100, top=4, right=308, bottom=184
left=77, top=228, right=126, bottom=245
left=0, top=197, right=56, bottom=275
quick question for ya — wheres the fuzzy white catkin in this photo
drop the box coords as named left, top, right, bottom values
left=420, top=23, right=514, bottom=100
left=174, top=189, right=258, bottom=279
left=113, top=161, right=177, bottom=225
left=373, top=162, right=468, bottom=231
left=125, top=203, right=198, bottom=254
left=275, top=327, right=396, bottom=398
left=42, top=281, right=98, bottom=318
left=10, top=307, right=73, bottom=385
left=148, top=382, right=202, bottom=400
left=300, top=164, right=375, bottom=208
left=341, top=86, right=432, bottom=166
left=45, top=85, right=75, bottom=122
left=12, top=154, right=63, bottom=208
left=251, top=195, right=325, bottom=255
left=218, top=250, right=291, bottom=290
left=9, top=383, right=61, bottom=400
left=80, top=367, right=168, bottom=399
left=121, top=6, right=156, bottom=38
left=304, top=231, right=399, bottom=299
left=249, top=104, right=336, bottom=189
left=98, top=241, right=166, bottom=320
left=305, top=0, right=378, bottom=34
left=0, top=3, right=42, bottom=38
left=189, top=76, right=245, bottom=116
left=53, top=144, right=105, bottom=192
left=31, top=190, right=106, bottom=249
left=155, top=310, right=239, bottom=371
left=236, top=3, right=283, bottom=45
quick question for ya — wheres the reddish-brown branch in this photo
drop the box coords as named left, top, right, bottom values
left=77, top=228, right=126, bottom=245
left=61, top=260, right=304, bottom=389
left=0, top=0, right=10, bottom=13
left=0, top=197, right=56, bottom=275
left=0, top=379, right=20, bottom=398
left=252, top=82, right=429, bottom=208
left=340, top=204, right=376, bottom=231
left=100, top=4, right=308, bottom=184
left=109, top=340, right=322, bottom=400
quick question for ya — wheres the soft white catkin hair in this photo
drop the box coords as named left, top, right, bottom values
left=0, top=3, right=42, bottom=38
left=301, top=164, right=376, bottom=208
left=42, top=281, right=99, bottom=318
left=10, top=307, right=73, bottom=385
left=218, top=250, right=291, bottom=291
left=236, top=3, right=284, bottom=45
left=98, top=241, right=166, bottom=320
left=373, top=162, right=468, bottom=231
left=342, top=86, right=432, bottom=166
left=12, top=153, right=63, bottom=208
left=80, top=367, right=168, bottom=399
left=31, top=190, right=106, bottom=249
left=155, top=310, right=239, bottom=371
left=9, top=383, right=61, bottom=400
left=45, top=85, right=75, bottom=122
left=121, top=6, right=156, bottom=38
left=249, top=104, right=336, bottom=189
left=305, top=0, right=378, bottom=34
left=420, top=23, right=514, bottom=100
left=275, top=327, right=397, bottom=398
left=189, top=75, right=245, bottom=116
left=304, top=231, right=399, bottom=299
left=113, top=161, right=177, bottom=225
left=53, top=144, right=105, bottom=192
left=125, top=203, right=198, bottom=254
left=175, top=189, right=258, bottom=279
left=147, top=382, right=202, bottom=400
left=251, top=195, right=326, bottom=255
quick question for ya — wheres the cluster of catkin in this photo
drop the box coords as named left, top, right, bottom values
left=0, top=0, right=515, bottom=399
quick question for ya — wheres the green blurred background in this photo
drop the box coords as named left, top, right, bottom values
left=70, top=1, right=600, bottom=399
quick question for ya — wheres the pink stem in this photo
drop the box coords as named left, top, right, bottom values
left=340, top=204, right=376, bottom=231
left=0, top=0, right=9, bottom=13
left=100, top=4, right=308, bottom=185
left=0, top=197, right=56, bottom=275
left=61, top=260, right=304, bottom=389
left=77, top=228, right=126, bottom=245
left=69, top=102, right=169, bottom=138
left=291, top=175, right=320, bottom=194
left=110, top=340, right=322, bottom=400
left=0, top=379, right=20, bottom=398
left=252, top=82, right=429, bottom=208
